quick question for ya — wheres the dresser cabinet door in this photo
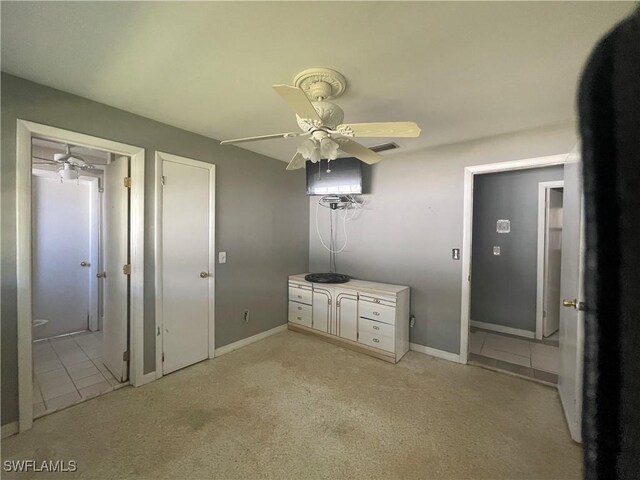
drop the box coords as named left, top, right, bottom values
left=336, top=290, right=358, bottom=341
left=312, top=287, right=332, bottom=333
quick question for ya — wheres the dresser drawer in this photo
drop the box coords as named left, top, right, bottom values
left=359, top=317, right=395, bottom=338
left=358, top=330, right=394, bottom=353
left=288, top=286, right=312, bottom=305
left=358, top=300, right=396, bottom=325
left=288, top=302, right=312, bottom=327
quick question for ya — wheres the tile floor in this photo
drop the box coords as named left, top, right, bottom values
left=469, top=328, right=560, bottom=383
left=32, top=331, right=124, bottom=418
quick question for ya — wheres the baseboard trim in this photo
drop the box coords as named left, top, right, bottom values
left=135, top=372, right=157, bottom=387
left=1, top=421, right=19, bottom=439
left=410, top=343, right=462, bottom=363
left=471, top=320, right=535, bottom=339
left=215, top=324, right=287, bottom=357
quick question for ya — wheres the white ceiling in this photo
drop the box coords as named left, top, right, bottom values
left=2, top=2, right=634, bottom=162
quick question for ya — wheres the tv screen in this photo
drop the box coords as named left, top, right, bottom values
left=306, top=158, right=363, bottom=195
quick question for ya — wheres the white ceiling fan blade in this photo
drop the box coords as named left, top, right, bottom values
left=220, top=132, right=303, bottom=145
left=272, top=85, right=322, bottom=122
left=337, top=121, right=421, bottom=138
left=339, top=139, right=383, bottom=165
left=286, top=152, right=306, bottom=171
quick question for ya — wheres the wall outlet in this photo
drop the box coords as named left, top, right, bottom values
left=243, top=309, right=250, bottom=323
left=409, top=315, right=416, bottom=328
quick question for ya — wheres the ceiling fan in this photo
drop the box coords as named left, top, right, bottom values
left=220, top=68, right=421, bottom=171
left=32, top=144, right=97, bottom=181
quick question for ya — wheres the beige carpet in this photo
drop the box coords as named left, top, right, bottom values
left=2, top=329, right=582, bottom=479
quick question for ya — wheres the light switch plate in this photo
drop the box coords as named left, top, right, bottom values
left=493, top=246, right=501, bottom=256
left=218, top=252, right=227, bottom=264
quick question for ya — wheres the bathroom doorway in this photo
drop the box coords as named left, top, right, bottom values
left=30, top=139, right=128, bottom=418
left=16, top=120, right=146, bottom=432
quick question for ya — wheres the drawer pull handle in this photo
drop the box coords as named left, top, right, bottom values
left=298, top=306, right=302, bottom=310
left=373, top=311, right=380, bottom=316
left=374, top=299, right=380, bottom=304
left=373, top=325, right=379, bottom=330
left=297, top=295, right=302, bottom=298
left=297, top=316, right=302, bottom=321
left=373, top=338, right=380, bottom=343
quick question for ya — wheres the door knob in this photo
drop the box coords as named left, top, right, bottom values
left=563, top=298, right=585, bottom=311
left=80, top=261, right=90, bottom=267
left=200, top=272, right=209, bottom=278
left=96, top=272, right=106, bottom=278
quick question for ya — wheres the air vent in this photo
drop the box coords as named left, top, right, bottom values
left=369, top=142, right=400, bottom=153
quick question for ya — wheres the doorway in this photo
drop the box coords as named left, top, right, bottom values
left=536, top=182, right=565, bottom=341
left=460, top=150, right=585, bottom=442
left=466, top=165, right=564, bottom=383
left=16, top=120, right=146, bottom=432
left=154, top=152, right=215, bottom=378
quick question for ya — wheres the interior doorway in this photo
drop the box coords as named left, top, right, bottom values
left=537, top=182, right=565, bottom=340
left=16, top=120, right=146, bottom=432
left=460, top=150, right=585, bottom=442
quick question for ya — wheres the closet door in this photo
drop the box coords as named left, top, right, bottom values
left=161, top=157, right=215, bottom=374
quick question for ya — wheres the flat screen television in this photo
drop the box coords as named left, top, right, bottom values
left=306, top=157, right=362, bottom=195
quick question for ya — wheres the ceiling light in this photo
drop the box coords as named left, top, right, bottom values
left=58, top=163, right=78, bottom=181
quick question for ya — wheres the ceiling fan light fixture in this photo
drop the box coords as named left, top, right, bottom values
left=58, top=162, right=78, bottom=181
left=297, top=138, right=318, bottom=162
left=320, top=137, right=339, bottom=161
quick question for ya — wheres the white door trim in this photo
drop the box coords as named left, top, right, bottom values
left=154, top=151, right=216, bottom=380
left=460, top=153, right=569, bottom=364
left=535, top=180, right=565, bottom=340
left=16, top=120, right=145, bottom=433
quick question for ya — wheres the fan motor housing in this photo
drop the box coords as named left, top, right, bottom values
left=296, top=100, right=344, bottom=131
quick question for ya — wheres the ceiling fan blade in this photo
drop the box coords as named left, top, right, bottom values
left=339, top=139, right=383, bottom=165
left=272, top=85, right=322, bottom=122
left=337, top=121, right=421, bottom=138
left=286, top=152, right=306, bottom=171
left=220, top=132, right=303, bottom=145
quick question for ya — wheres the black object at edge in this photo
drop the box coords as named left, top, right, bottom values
left=305, top=273, right=351, bottom=284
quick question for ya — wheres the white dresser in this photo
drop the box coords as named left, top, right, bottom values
left=288, top=274, right=410, bottom=363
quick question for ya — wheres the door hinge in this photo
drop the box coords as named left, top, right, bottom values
left=161, top=175, right=166, bottom=186
left=123, top=264, right=131, bottom=275
left=124, top=176, right=131, bottom=188
left=123, top=350, right=129, bottom=362
left=543, top=310, right=547, bottom=318
left=162, top=352, right=165, bottom=362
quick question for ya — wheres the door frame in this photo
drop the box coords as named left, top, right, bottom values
left=459, top=153, right=569, bottom=364
left=535, top=180, right=565, bottom=340
left=30, top=168, right=101, bottom=334
left=16, top=120, right=146, bottom=433
left=154, top=151, right=216, bottom=380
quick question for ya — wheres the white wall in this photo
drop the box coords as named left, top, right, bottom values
left=310, top=121, right=577, bottom=354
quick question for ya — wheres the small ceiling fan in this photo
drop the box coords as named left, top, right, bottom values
left=220, top=68, right=421, bottom=171
left=32, top=144, right=96, bottom=181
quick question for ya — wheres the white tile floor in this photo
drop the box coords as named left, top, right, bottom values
left=470, top=329, right=560, bottom=374
left=32, top=331, right=124, bottom=418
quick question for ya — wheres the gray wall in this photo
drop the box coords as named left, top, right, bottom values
left=1, top=74, right=309, bottom=425
left=470, top=166, right=564, bottom=332
left=309, top=123, right=577, bottom=354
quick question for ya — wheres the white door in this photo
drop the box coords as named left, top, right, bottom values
left=162, top=159, right=213, bottom=374
left=558, top=150, right=585, bottom=443
left=335, top=289, right=358, bottom=341
left=543, top=188, right=564, bottom=337
left=32, top=173, right=92, bottom=339
left=312, top=287, right=331, bottom=333
left=102, top=156, right=130, bottom=382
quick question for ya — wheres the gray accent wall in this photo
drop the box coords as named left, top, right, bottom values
left=470, top=166, right=564, bottom=332
left=1, top=74, right=309, bottom=425
left=309, top=124, right=577, bottom=354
